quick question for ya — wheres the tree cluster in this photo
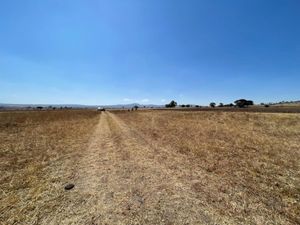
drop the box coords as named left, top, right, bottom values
left=164, top=99, right=254, bottom=109
left=165, top=100, right=177, bottom=108
left=234, top=99, right=254, bottom=108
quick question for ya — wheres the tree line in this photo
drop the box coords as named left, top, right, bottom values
left=165, top=99, right=255, bottom=108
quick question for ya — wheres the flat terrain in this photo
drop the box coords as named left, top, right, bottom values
left=1, top=110, right=299, bottom=224
left=155, top=105, right=300, bottom=113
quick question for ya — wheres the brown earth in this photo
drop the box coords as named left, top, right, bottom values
left=1, top=110, right=299, bottom=225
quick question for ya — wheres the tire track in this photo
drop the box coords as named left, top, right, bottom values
left=58, top=112, right=220, bottom=224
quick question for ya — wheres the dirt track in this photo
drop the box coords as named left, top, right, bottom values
left=2, top=111, right=299, bottom=225
left=47, top=112, right=224, bottom=225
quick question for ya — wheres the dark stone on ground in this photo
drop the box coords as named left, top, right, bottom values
left=65, top=183, right=75, bottom=190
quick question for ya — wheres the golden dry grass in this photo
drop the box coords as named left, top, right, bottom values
left=114, top=110, right=300, bottom=224
left=0, top=110, right=99, bottom=224
left=1, top=110, right=299, bottom=224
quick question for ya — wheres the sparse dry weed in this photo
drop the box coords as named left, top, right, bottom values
left=1, top=110, right=299, bottom=225
left=114, top=110, right=300, bottom=224
left=0, top=110, right=99, bottom=224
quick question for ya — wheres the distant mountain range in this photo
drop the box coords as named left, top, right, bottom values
left=1, top=100, right=299, bottom=110
left=272, top=100, right=300, bottom=105
left=0, top=103, right=164, bottom=109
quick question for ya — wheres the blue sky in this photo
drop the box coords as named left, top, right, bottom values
left=0, top=0, right=299, bottom=105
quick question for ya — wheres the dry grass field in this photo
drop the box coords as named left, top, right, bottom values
left=0, top=111, right=99, bottom=224
left=1, top=110, right=299, bottom=224
left=114, top=110, right=300, bottom=224
left=156, top=105, right=300, bottom=113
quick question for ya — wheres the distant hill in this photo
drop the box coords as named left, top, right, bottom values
left=102, top=103, right=164, bottom=109
left=269, top=100, right=300, bottom=106
left=0, top=103, right=164, bottom=110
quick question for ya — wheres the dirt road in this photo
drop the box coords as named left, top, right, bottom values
left=3, top=111, right=299, bottom=225
left=43, top=112, right=224, bottom=225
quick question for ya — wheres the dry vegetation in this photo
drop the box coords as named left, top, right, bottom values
left=114, top=110, right=300, bottom=224
left=0, top=110, right=99, bottom=224
left=0, top=110, right=299, bottom=225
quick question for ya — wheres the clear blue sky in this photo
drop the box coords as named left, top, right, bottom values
left=1, top=0, right=299, bottom=105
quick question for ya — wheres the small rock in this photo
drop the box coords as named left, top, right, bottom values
left=65, top=183, right=75, bottom=190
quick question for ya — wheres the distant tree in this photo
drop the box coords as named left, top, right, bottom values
left=210, top=102, right=216, bottom=108
left=186, top=104, right=191, bottom=108
left=165, top=100, right=177, bottom=108
left=224, top=103, right=234, bottom=107
left=218, top=103, right=224, bottom=107
left=195, top=105, right=200, bottom=108
left=134, top=105, right=139, bottom=110
left=247, top=100, right=254, bottom=106
left=36, top=106, right=43, bottom=110
left=234, top=99, right=246, bottom=107
left=264, top=104, right=270, bottom=108
left=181, top=105, right=186, bottom=107
left=234, top=99, right=254, bottom=108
